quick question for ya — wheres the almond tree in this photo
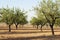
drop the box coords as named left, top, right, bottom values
left=30, top=17, right=39, bottom=29
left=34, top=0, right=60, bottom=35
left=0, top=8, right=14, bottom=32
left=20, top=16, right=28, bottom=27
left=14, top=8, right=28, bottom=29
left=30, top=17, right=46, bottom=31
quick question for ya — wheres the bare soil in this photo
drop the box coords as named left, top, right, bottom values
left=0, top=23, right=60, bottom=40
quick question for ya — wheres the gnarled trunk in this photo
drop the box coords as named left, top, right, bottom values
left=9, top=25, right=11, bottom=32
left=33, top=25, right=35, bottom=28
left=40, top=25, right=42, bottom=31
left=22, top=25, right=24, bottom=28
left=16, top=24, right=18, bottom=30
left=50, top=25, right=54, bottom=35
left=37, top=25, right=39, bottom=29
left=15, top=23, right=18, bottom=30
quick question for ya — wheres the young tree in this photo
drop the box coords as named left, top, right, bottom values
left=30, top=17, right=38, bottom=29
left=13, top=8, right=28, bottom=29
left=38, top=18, right=47, bottom=31
left=37, top=12, right=47, bottom=31
left=30, top=17, right=36, bottom=28
left=20, top=16, right=28, bottom=27
left=0, top=8, right=14, bottom=32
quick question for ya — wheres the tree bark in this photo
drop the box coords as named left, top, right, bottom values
left=16, top=24, right=18, bottom=30
left=40, top=25, right=42, bottom=31
left=9, top=25, right=11, bottom=32
left=22, top=25, right=23, bottom=27
left=37, top=25, right=38, bottom=29
left=50, top=25, right=54, bottom=35
left=33, top=25, right=35, bottom=28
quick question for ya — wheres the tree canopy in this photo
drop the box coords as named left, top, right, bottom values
left=34, top=0, right=60, bottom=35
left=0, top=7, right=28, bottom=31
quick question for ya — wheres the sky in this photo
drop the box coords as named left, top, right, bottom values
left=0, top=0, right=42, bottom=21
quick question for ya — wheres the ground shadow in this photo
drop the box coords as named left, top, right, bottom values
left=0, top=27, right=60, bottom=30
left=0, top=35, right=60, bottom=40
left=0, top=30, right=60, bottom=34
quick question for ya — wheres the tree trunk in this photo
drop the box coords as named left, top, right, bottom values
left=50, top=25, right=54, bottom=35
left=9, top=25, right=11, bottom=32
left=37, top=25, right=38, bottom=29
left=22, top=25, right=23, bottom=28
left=16, top=25, right=18, bottom=30
left=40, top=25, right=42, bottom=31
left=33, top=25, right=35, bottom=28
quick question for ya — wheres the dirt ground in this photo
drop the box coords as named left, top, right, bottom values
left=0, top=23, right=60, bottom=40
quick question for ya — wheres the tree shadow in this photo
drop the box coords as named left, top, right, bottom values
left=0, top=35, right=60, bottom=40
left=0, top=28, right=60, bottom=30
left=0, top=30, right=60, bottom=34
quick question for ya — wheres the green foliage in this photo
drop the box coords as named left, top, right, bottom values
left=13, top=8, right=28, bottom=25
left=30, top=17, right=46, bottom=26
left=55, top=18, right=60, bottom=26
left=0, top=7, right=28, bottom=28
left=0, top=8, right=14, bottom=25
left=35, top=0, right=60, bottom=26
left=34, top=0, right=60, bottom=35
left=30, top=17, right=37, bottom=25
